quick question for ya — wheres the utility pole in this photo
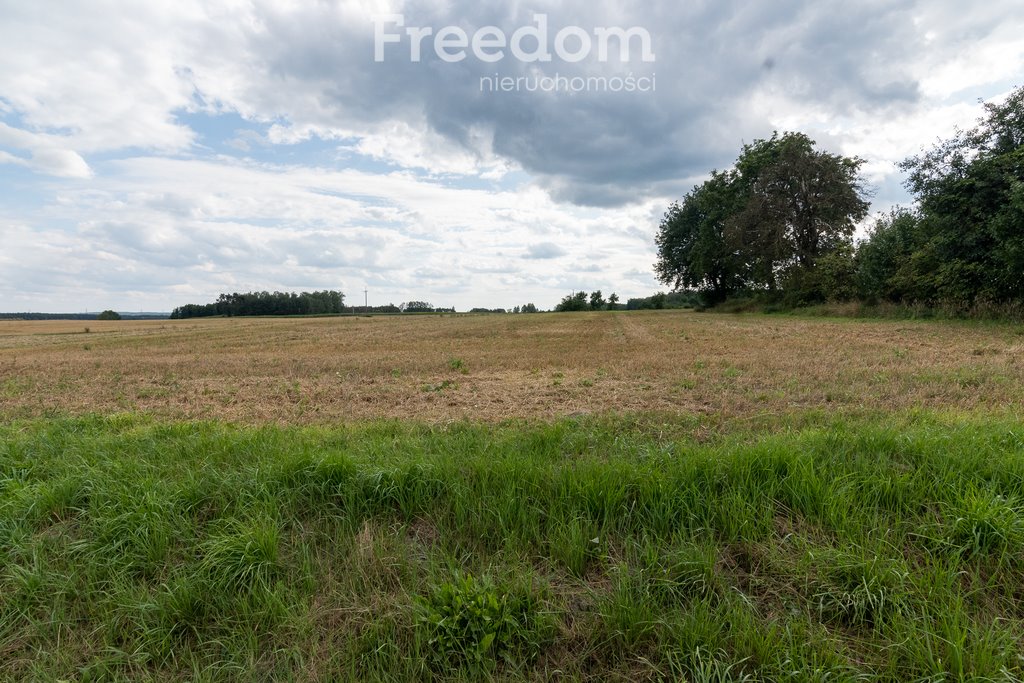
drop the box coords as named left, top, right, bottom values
left=364, top=288, right=368, bottom=311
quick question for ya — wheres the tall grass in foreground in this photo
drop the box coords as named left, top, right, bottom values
left=1, top=413, right=1023, bottom=681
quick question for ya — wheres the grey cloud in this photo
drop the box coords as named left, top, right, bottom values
left=229, top=0, right=945, bottom=206
left=0, top=1, right=1013, bottom=207
left=525, top=242, right=567, bottom=259
left=622, top=268, right=660, bottom=284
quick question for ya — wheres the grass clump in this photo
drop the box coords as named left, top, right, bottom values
left=547, top=515, right=603, bottom=577
left=200, top=513, right=281, bottom=592
left=447, top=357, right=468, bottom=374
left=808, top=549, right=908, bottom=627
left=421, top=379, right=457, bottom=393
left=639, top=542, right=721, bottom=607
left=944, top=486, right=1024, bottom=559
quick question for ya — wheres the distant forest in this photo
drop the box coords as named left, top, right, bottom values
left=165, top=289, right=704, bottom=320
left=170, top=290, right=345, bottom=319
left=0, top=312, right=164, bottom=321
left=0, top=313, right=100, bottom=321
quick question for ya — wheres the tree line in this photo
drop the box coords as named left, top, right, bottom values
left=0, top=312, right=98, bottom=321
left=654, top=85, right=1024, bottom=313
left=0, top=311, right=161, bottom=320
left=170, top=290, right=345, bottom=319
left=470, top=304, right=540, bottom=314
left=550, top=290, right=701, bottom=312
left=555, top=290, right=620, bottom=311
left=400, top=301, right=456, bottom=313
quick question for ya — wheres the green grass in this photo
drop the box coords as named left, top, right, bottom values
left=1, top=413, right=1023, bottom=681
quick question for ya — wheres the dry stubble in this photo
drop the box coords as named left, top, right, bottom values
left=0, top=311, right=1021, bottom=424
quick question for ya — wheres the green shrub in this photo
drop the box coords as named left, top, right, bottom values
left=416, top=572, right=550, bottom=672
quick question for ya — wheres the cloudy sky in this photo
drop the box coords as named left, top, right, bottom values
left=1, top=1, right=1022, bottom=312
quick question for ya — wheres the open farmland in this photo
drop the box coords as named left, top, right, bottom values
left=2, top=312, right=1024, bottom=682
left=1, top=311, right=1023, bottom=424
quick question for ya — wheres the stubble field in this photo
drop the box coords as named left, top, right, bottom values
left=2, top=311, right=1023, bottom=425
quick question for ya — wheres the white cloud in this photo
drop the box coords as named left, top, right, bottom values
left=350, top=120, right=513, bottom=178
left=0, top=122, right=93, bottom=178
left=0, top=3, right=199, bottom=154
left=28, top=148, right=94, bottom=179
left=0, top=154, right=661, bottom=311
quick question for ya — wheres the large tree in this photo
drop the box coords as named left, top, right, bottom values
left=655, top=132, right=870, bottom=302
left=730, top=132, right=870, bottom=292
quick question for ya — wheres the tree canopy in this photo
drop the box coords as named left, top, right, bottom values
left=655, top=132, right=870, bottom=304
left=555, top=291, right=590, bottom=312
left=884, top=86, right=1024, bottom=305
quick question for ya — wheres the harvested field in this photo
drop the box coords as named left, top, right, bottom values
left=1, top=311, right=1022, bottom=423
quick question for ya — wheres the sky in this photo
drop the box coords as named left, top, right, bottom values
left=1, top=1, right=1022, bottom=313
